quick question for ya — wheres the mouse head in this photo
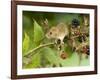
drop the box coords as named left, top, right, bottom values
left=46, top=27, right=58, bottom=39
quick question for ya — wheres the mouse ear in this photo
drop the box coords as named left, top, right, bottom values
left=51, top=27, right=57, bottom=32
left=57, top=23, right=66, bottom=27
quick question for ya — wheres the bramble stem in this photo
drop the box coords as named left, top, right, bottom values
left=24, top=42, right=55, bottom=58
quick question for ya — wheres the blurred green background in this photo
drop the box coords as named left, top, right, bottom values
left=22, top=11, right=89, bottom=69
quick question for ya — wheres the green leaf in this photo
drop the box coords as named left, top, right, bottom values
left=22, top=32, right=30, bottom=55
left=40, top=47, right=59, bottom=66
left=23, top=53, right=41, bottom=68
left=80, top=54, right=90, bottom=66
left=33, top=20, right=44, bottom=42
left=59, top=53, right=80, bottom=66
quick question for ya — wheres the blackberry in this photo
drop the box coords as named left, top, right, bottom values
left=78, top=35, right=86, bottom=42
left=72, top=19, right=80, bottom=28
left=82, top=45, right=90, bottom=55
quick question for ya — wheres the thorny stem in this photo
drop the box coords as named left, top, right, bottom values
left=76, top=42, right=88, bottom=65
left=76, top=42, right=88, bottom=51
left=78, top=53, right=82, bottom=66
left=24, top=42, right=55, bottom=58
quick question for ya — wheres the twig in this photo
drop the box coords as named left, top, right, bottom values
left=76, top=42, right=88, bottom=51
left=24, top=42, right=55, bottom=58
left=70, top=35, right=79, bottom=39
left=75, top=42, right=88, bottom=65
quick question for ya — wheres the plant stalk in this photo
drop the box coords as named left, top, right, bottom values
left=24, top=42, right=55, bottom=58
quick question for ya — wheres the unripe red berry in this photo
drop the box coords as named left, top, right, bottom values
left=60, top=52, right=68, bottom=59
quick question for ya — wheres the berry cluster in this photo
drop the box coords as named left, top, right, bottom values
left=58, top=18, right=89, bottom=59
left=82, top=45, right=89, bottom=55
left=70, top=18, right=89, bottom=56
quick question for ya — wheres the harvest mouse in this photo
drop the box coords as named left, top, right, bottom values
left=46, top=22, right=69, bottom=50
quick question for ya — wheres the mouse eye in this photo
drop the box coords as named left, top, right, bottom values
left=49, top=32, right=52, bottom=35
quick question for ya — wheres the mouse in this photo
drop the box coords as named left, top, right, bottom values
left=46, top=22, right=69, bottom=50
left=46, top=22, right=69, bottom=43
